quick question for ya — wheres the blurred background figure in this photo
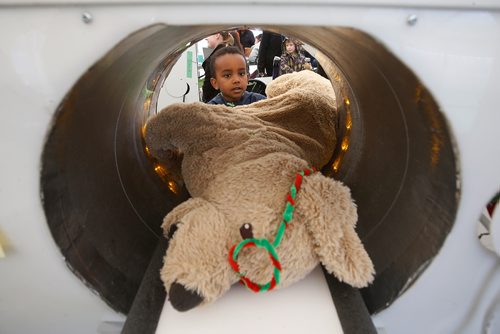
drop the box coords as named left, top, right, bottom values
left=230, top=30, right=245, bottom=54
left=237, top=29, right=254, bottom=58
left=257, top=31, right=283, bottom=77
left=248, top=33, right=262, bottom=65
left=295, top=39, right=319, bottom=69
left=238, top=29, right=255, bottom=51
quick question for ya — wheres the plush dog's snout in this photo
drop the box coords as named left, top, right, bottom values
left=168, top=282, right=203, bottom=312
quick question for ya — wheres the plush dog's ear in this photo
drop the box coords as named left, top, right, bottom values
left=160, top=198, right=235, bottom=311
left=161, top=198, right=210, bottom=238
left=298, top=173, right=375, bottom=288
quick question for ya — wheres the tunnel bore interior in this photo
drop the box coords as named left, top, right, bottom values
left=40, top=24, right=459, bottom=315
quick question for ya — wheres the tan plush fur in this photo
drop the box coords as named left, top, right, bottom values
left=145, top=70, right=374, bottom=309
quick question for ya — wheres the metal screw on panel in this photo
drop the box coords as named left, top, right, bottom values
left=82, top=12, right=93, bottom=24
left=407, top=14, right=418, bottom=26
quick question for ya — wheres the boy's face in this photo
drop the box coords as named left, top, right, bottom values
left=210, top=53, right=249, bottom=102
left=285, top=41, right=296, bottom=54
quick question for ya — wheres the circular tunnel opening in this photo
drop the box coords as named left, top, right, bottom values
left=40, top=24, right=459, bottom=315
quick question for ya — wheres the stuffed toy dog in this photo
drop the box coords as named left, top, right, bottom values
left=145, top=70, right=374, bottom=312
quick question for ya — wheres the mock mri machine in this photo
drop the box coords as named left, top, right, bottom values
left=0, top=2, right=499, bottom=334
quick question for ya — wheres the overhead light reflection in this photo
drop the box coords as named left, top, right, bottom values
left=416, top=84, right=444, bottom=168
left=331, top=96, right=352, bottom=173
left=153, top=163, right=180, bottom=194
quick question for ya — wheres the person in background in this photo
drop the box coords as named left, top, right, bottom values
left=207, top=46, right=266, bottom=107
left=202, top=31, right=234, bottom=102
left=255, top=33, right=263, bottom=44
left=279, top=37, right=307, bottom=76
left=230, top=30, right=245, bottom=54
left=238, top=29, right=255, bottom=49
left=248, top=33, right=262, bottom=65
left=295, top=39, right=319, bottom=69
left=257, top=31, right=283, bottom=77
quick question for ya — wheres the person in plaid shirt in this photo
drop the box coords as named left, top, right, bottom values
left=279, top=37, right=307, bottom=76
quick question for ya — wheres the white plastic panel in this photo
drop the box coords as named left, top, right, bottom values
left=158, top=44, right=200, bottom=107
left=1, top=0, right=500, bottom=9
left=0, top=3, right=499, bottom=334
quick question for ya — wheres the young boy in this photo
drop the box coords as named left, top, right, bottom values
left=207, top=46, right=266, bottom=107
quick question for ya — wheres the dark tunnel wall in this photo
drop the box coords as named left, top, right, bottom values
left=40, top=24, right=459, bottom=314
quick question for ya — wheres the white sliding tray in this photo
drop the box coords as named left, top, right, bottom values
left=156, top=266, right=344, bottom=334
